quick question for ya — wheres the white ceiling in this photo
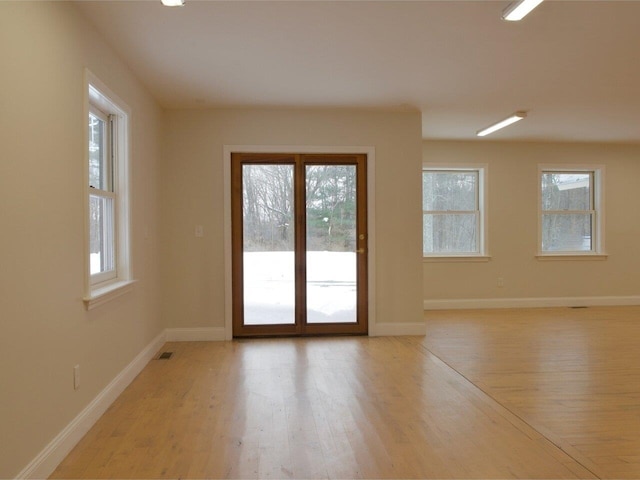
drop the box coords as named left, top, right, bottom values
left=75, top=0, right=640, bottom=142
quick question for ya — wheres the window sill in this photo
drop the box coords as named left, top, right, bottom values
left=423, top=255, right=492, bottom=263
left=536, top=253, right=608, bottom=261
left=84, top=279, right=136, bottom=310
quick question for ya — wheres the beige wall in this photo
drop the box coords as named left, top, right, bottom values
left=0, top=3, right=163, bottom=477
left=0, top=3, right=422, bottom=474
left=5, top=2, right=638, bottom=477
left=423, top=140, right=640, bottom=302
left=160, top=109, right=424, bottom=332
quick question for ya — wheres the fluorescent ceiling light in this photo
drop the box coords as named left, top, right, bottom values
left=502, top=0, right=544, bottom=21
left=161, top=0, right=185, bottom=6
left=476, top=111, right=527, bottom=137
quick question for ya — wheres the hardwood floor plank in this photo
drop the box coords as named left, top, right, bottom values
left=52, top=336, right=596, bottom=479
left=425, top=306, right=640, bottom=479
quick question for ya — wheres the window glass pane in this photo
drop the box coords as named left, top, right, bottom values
left=423, top=213, right=478, bottom=254
left=89, top=194, right=115, bottom=275
left=542, top=213, right=592, bottom=252
left=541, top=173, right=591, bottom=211
left=423, top=171, right=477, bottom=211
left=88, top=112, right=112, bottom=191
left=88, top=113, right=104, bottom=189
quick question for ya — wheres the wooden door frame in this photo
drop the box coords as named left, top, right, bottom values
left=223, top=146, right=377, bottom=340
left=231, top=153, right=368, bottom=337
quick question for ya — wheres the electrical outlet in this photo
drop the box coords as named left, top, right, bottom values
left=73, top=365, right=80, bottom=390
left=195, top=225, right=204, bottom=237
left=497, top=277, right=504, bottom=288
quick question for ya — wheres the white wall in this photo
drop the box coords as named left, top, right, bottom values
left=160, top=109, right=424, bottom=335
left=423, top=140, right=640, bottom=306
left=0, top=3, right=163, bottom=477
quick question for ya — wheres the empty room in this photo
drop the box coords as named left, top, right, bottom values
left=1, top=0, right=639, bottom=478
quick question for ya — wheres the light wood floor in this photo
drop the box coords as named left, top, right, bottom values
left=424, top=306, right=640, bottom=479
left=51, top=306, right=640, bottom=479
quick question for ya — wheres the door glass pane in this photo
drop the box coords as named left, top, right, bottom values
left=242, top=164, right=295, bottom=325
left=306, top=165, right=357, bottom=324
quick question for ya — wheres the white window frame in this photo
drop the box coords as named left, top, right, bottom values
left=422, top=164, right=489, bottom=262
left=84, top=70, right=134, bottom=309
left=537, top=164, right=606, bottom=259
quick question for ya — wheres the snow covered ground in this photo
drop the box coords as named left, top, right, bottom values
left=90, top=253, right=101, bottom=274
left=243, top=251, right=357, bottom=325
left=94, top=251, right=357, bottom=325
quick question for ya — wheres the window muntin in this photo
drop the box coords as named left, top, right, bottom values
left=423, top=169, right=482, bottom=255
left=540, top=171, right=596, bottom=253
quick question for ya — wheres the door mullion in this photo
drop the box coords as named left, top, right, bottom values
left=294, top=155, right=307, bottom=334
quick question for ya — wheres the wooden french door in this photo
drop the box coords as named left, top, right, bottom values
left=231, top=153, right=368, bottom=337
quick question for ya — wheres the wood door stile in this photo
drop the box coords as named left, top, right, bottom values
left=302, top=154, right=368, bottom=336
left=231, top=153, right=298, bottom=337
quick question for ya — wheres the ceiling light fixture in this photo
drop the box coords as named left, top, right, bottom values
left=161, top=0, right=185, bottom=6
left=476, top=111, right=527, bottom=137
left=502, top=0, right=544, bottom=21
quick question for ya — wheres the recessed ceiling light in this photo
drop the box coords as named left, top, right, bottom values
left=502, top=0, right=544, bottom=21
left=161, top=0, right=185, bottom=6
left=477, top=111, right=527, bottom=137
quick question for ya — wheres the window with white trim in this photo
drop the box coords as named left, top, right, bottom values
left=85, top=73, right=132, bottom=306
left=540, top=167, right=604, bottom=254
left=422, top=167, right=487, bottom=256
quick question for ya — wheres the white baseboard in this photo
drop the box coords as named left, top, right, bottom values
left=17, top=326, right=227, bottom=478
left=165, top=327, right=226, bottom=342
left=372, top=322, right=426, bottom=336
left=424, top=296, right=640, bottom=310
left=17, top=330, right=166, bottom=480
left=20, top=318, right=433, bottom=479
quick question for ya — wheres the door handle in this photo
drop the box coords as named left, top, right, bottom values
left=356, top=248, right=366, bottom=254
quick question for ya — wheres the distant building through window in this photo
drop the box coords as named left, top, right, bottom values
left=539, top=167, right=605, bottom=255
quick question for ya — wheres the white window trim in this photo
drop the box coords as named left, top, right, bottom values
left=537, top=164, right=606, bottom=259
left=422, top=163, right=489, bottom=260
left=83, top=69, right=134, bottom=309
